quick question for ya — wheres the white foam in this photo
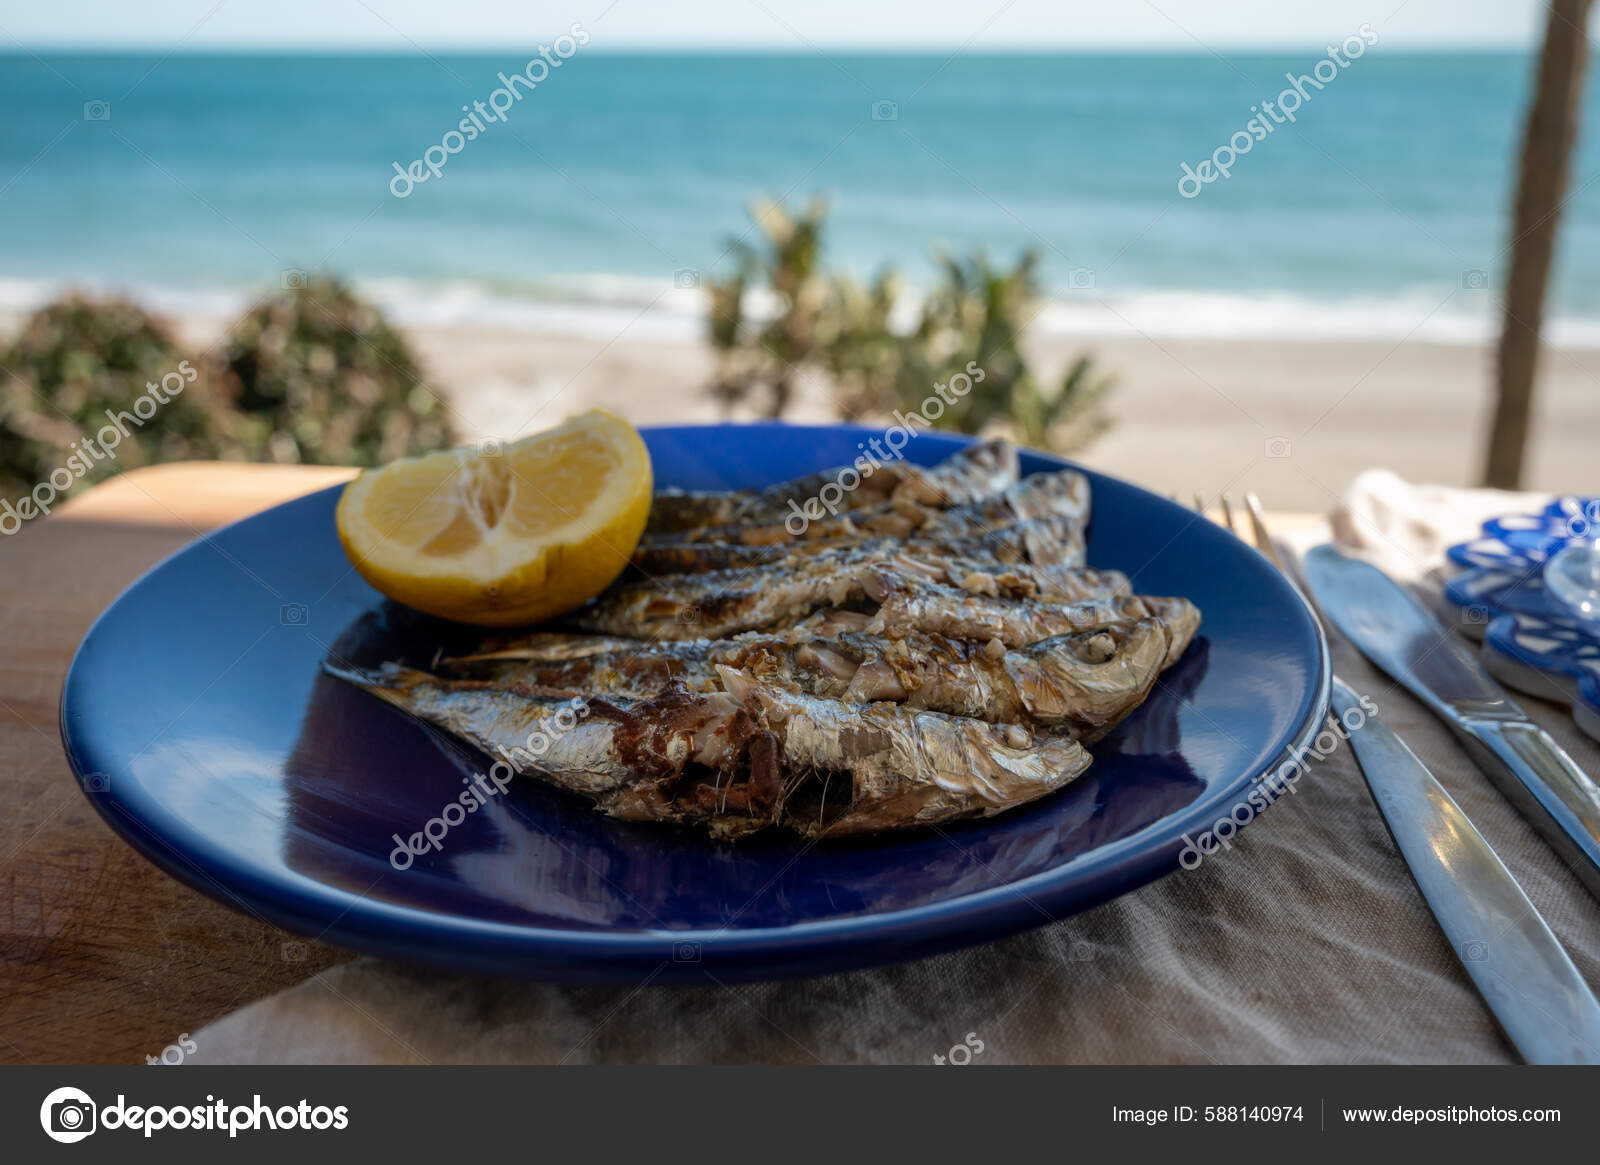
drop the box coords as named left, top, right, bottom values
left=1031, top=287, right=1600, bottom=348
left=3, top=273, right=1599, bottom=350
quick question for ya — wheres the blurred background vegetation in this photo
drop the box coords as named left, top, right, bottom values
left=0, top=296, right=239, bottom=498
left=221, top=276, right=454, bottom=466
left=1, top=201, right=1113, bottom=507
left=707, top=196, right=1114, bottom=451
left=0, top=276, right=454, bottom=502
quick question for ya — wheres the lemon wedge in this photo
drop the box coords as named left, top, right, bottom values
left=335, top=410, right=652, bottom=627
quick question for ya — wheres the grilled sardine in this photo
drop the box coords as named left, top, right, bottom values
left=645, top=438, right=1019, bottom=535
left=866, top=584, right=1201, bottom=666
left=716, top=667, right=1092, bottom=837
left=327, top=661, right=1092, bottom=839
left=632, top=512, right=1086, bottom=576
left=644, top=465, right=1088, bottom=549
left=573, top=553, right=1134, bottom=641
left=446, top=619, right=1168, bottom=737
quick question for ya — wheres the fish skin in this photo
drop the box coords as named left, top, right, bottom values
left=571, top=552, right=1197, bottom=672
left=830, top=620, right=1169, bottom=736
left=867, top=583, right=1200, bottom=665
left=1000, top=621, right=1169, bottom=740
left=915, top=470, right=1090, bottom=541
left=323, top=664, right=704, bottom=797
left=643, top=465, right=1088, bottom=549
left=327, top=663, right=774, bottom=828
left=889, top=437, right=1020, bottom=506
left=632, top=511, right=1086, bottom=576
left=958, top=512, right=1086, bottom=567
left=646, top=473, right=901, bottom=537
left=1138, top=596, right=1202, bottom=667
left=934, top=557, right=1127, bottom=601
left=644, top=438, right=1019, bottom=536
left=570, top=555, right=894, bottom=640
left=573, top=550, right=1128, bottom=641
left=325, top=660, right=1091, bottom=839
left=716, top=667, right=1093, bottom=837
left=444, top=619, right=1169, bottom=736
left=462, top=631, right=644, bottom=663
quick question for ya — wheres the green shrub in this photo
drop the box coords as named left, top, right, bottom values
left=0, top=296, right=240, bottom=501
left=822, top=269, right=903, bottom=421
left=220, top=276, right=455, bottom=465
left=706, top=199, right=1114, bottom=452
left=0, top=280, right=458, bottom=507
left=706, top=197, right=832, bottom=419
left=879, top=251, right=1117, bottom=451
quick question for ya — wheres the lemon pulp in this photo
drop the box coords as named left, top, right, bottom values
left=335, top=410, right=653, bottom=626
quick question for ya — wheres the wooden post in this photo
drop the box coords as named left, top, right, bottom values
left=1484, top=0, right=1593, bottom=488
left=1484, top=0, right=1587, bottom=486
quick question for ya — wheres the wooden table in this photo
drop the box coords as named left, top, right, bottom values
left=0, top=463, right=355, bottom=1065
left=0, top=461, right=1319, bottom=1064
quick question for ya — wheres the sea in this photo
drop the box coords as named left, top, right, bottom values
left=2, top=49, right=1598, bottom=345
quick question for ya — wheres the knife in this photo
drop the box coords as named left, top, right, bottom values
left=1305, top=544, right=1600, bottom=900
left=1329, top=679, right=1600, bottom=1064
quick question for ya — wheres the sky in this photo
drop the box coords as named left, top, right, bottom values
left=0, top=0, right=1578, bottom=51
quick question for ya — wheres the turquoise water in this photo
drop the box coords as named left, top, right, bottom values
left=1, top=50, right=1596, bottom=340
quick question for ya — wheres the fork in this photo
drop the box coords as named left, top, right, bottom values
left=1195, top=492, right=1600, bottom=1063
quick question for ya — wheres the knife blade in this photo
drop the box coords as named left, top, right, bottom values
left=1305, top=544, right=1600, bottom=899
left=1329, top=679, right=1600, bottom=1064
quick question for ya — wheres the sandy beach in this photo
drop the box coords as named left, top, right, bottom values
left=13, top=307, right=1592, bottom=513
left=395, top=323, right=1600, bottom=512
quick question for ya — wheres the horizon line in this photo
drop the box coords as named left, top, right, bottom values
left=0, top=41, right=1564, bottom=55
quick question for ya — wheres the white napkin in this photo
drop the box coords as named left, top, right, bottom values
left=1329, top=468, right=1546, bottom=581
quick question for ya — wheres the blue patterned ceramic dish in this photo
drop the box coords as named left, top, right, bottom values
left=1443, top=496, right=1600, bottom=742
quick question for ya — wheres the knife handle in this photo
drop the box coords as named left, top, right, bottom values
left=1459, top=717, right=1600, bottom=897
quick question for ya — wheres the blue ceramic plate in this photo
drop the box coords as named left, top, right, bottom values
left=61, top=425, right=1329, bottom=982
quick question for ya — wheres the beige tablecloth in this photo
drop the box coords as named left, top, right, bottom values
left=189, top=472, right=1600, bottom=1064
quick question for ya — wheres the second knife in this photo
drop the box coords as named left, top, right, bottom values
left=1304, top=544, right=1600, bottom=900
